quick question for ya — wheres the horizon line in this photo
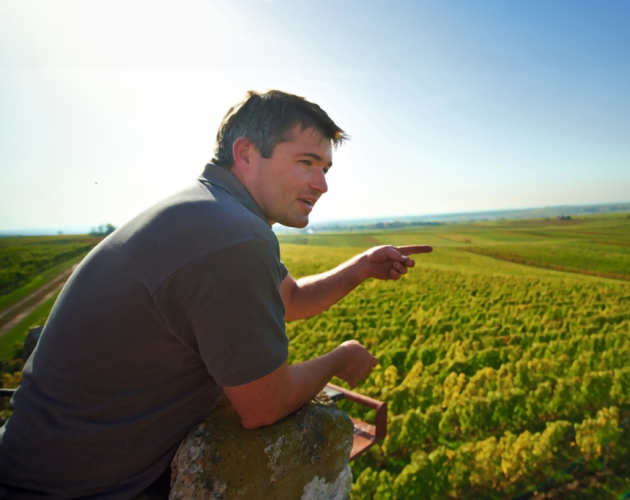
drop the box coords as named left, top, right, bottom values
left=2, top=200, right=630, bottom=236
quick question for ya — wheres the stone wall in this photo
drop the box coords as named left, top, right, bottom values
left=170, top=395, right=354, bottom=500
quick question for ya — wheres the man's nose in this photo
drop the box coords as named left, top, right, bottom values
left=310, top=168, right=328, bottom=194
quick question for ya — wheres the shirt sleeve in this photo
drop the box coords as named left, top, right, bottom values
left=153, top=239, right=288, bottom=387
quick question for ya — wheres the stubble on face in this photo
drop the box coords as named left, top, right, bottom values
left=253, top=125, right=333, bottom=229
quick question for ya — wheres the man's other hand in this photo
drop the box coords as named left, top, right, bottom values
left=223, top=340, right=378, bottom=428
left=335, top=340, right=379, bottom=388
left=359, top=245, right=433, bottom=281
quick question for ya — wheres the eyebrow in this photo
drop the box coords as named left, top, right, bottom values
left=299, top=152, right=333, bottom=168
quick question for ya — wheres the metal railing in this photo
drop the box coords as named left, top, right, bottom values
left=324, top=382, right=388, bottom=460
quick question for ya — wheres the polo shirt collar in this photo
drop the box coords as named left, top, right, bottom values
left=199, top=163, right=270, bottom=225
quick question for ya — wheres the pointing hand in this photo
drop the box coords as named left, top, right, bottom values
left=360, top=245, right=433, bottom=281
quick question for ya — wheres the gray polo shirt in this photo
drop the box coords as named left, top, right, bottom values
left=0, top=165, right=289, bottom=498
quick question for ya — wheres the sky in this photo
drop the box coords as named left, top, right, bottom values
left=1, top=0, right=629, bottom=232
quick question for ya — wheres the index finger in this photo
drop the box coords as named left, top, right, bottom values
left=396, top=245, right=433, bottom=256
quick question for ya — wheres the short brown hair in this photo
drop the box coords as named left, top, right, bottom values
left=212, top=90, right=348, bottom=168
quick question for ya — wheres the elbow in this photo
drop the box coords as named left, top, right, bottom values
left=239, top=418, right=259, bottom=430
left=239, top=416, right=273, bottom=430
left=284, top=304, right=315, bottom=321
left=284, top=311, right=304, bottom=322
left=237, top=410, right=279, bottom=430
left=222, top=362, right=295, bottom=430
left=240, top=418, right=265, bottom=430
left=283, top=299, right=302, bottom=321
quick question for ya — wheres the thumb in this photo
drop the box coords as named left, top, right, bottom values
left=384, top=246, right=408, bottom=262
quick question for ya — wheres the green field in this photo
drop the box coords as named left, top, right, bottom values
left=0, top=291, right=61, bottom=361
left=0, top=252, right=90, bottom=313
left=279, top=213, right=630, bottom=499
left=0, top=235, right=100, bottom=297
left=0, top=235, right=100, bottom=364
left=1, top=215, right=629, bottom=498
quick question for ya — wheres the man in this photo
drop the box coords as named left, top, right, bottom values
left=0, top=90, right=431, bottom=498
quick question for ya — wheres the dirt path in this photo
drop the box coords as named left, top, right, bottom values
left=0, top=266, right=76, bottom=338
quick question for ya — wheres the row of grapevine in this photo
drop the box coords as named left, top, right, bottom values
left=355, top=407, right=624, bottom=499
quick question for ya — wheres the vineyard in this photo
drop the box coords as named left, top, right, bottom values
left=1, top=215, right=629, bottom=497
left=279, top=213, right=630, bottom=499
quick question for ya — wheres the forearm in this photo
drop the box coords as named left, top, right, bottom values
left=281, top=349, right=347, bottom=419
left=230, top=347, right=347, bottom=429
left=225, top=340, right=376, bottom=429
left=283, top=245, right=429, bottom=321
left=285, top=254, right=368, bottom=320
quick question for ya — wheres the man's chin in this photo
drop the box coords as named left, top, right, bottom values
left=286, top=220, right=309, bottom=229
left=276, top=214, right=309, bottom=229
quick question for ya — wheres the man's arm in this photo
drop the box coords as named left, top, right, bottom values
left=281, top=245, right=432, bottom=321
left=223, top=340, right=377, bottom=429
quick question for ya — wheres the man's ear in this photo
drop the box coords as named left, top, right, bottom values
left=231, top=137, right=257, bottom=175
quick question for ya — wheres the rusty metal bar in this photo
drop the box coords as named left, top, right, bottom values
left=326, top=382, right=388, bottom=460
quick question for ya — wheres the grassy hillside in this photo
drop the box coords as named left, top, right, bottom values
left=0, top=235, right=100, bottom=298
left=0, top=235, right=100, bottom=367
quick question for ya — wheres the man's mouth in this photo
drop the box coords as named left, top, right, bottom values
left=298, top=198, right=316, bottom=208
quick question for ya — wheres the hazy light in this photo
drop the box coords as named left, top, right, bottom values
left=1, top=1, right=628, bottom=232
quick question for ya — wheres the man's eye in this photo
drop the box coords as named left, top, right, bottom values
left=323, top=168, right=330, bottom=175
left=300, top=160, right=312, bottom=166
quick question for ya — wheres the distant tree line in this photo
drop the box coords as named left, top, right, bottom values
left=89, top=224, right=116, bottom=237
left=313, top=220, right=445, bottom=232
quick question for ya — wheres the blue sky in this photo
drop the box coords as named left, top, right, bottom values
left=1, top=0, right=628, bottom=232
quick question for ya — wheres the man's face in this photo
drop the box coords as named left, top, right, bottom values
left=245, top=125, right=333, bottom=228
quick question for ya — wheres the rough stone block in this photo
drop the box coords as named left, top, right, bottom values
left=170, top=395, right=354, bottom=499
